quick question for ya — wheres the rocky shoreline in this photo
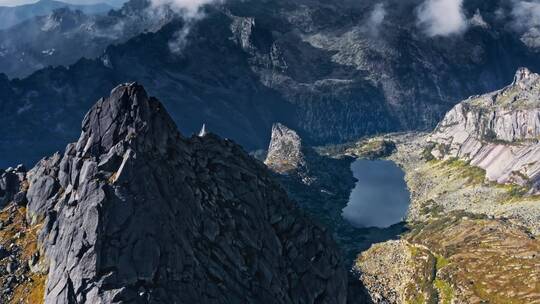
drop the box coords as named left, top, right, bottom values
left=347, top=132, right=540, bottom=303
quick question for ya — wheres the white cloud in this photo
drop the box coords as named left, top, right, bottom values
left=511, top=1, right=540, bottom=49
left=512, top=1, right=540, bottom=28
left=149, top=0, right=222, bottom=53
left=470, top=9, right=489, bottom=28
left=366, top=3, right=386, bottom=35
left=150, top=0, right=220, bottom=18
left=416, top=0, right=468, bottom=37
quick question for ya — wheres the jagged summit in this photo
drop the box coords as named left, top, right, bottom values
left=264, top=123, right=307, bottom=173
left=512, top=67, right=536, bottom=86
left=432, top=68, right=540, bottom=144
left=17, top=85, right=347, bottom=303
left=76, top=82, right=181, bottom=157
left=466, top=67, right=540, bottom=110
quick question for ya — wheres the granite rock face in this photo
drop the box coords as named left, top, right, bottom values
left=264, top=123, right=344, bottom=188
left=0, top=165, right=27, bottom=208
left=265, top=123, right=308, bottom=174
left=24, top=83, right=348, bottom=303
left=429, top=68, right=540, bottom=191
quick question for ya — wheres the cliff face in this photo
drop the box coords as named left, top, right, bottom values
left=428, top=68, right=540, bottom=191
left=13, top=83, right=348, bottom=303
left=265, top=123, right=308, bottom=174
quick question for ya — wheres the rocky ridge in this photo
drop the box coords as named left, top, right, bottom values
left=429, top=68, right=540, bottom=192
left=1, top=83, right=350, bottom=303
left=264, top=123, right=330, bottom=187
left=0, top=0, right=175, bottom=78
left=265, top=123, right=308, bottom=174
left=4, top=0, right=540, bottom=167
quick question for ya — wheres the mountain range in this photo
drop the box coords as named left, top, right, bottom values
left=2, top=0, right=540, bottom=167
left=0, top=0, right=114, bottom=30
left=0, top=0, right=173, bottom=79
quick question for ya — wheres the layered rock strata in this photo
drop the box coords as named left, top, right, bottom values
left=429, top=68, right=540, bottom=191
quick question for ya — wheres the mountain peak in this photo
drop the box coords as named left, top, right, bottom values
left=19, top=85, right=347, bottom=303
left=512, top=67, right=539, bottom=87
left=265, top=123, right=306, bottom=173
left=76, top=82, right=181, bottom=158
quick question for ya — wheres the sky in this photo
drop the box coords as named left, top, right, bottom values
left=0, top=0, right=127, bottom=6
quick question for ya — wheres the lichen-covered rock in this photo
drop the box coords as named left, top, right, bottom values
left=265, top=123, right=308, bottom=173
left=354, top=240, right=424, bottom=304
left=24, top=83, right=348, bottom=304
left=429, top=68, right=540, bottom=191
left=347, top=139, right=397, bottom=159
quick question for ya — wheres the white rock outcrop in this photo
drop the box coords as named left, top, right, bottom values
left=429, top=68, right=540, bottom=191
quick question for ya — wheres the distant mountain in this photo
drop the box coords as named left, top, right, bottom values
left=62, top=0, right=127, bottom=7
left=2, top=0, right=540, bottom=167
left=0, top=0, right=113, bottom=30
left=0, top=0, right=173, bottom=78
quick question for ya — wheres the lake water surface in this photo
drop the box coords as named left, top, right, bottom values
left=342, top=159, right=410, bottom=228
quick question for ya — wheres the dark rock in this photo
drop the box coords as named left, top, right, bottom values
left=28, top=253, right=39, bottom=268
left=6, top=262, right=15, bottom=274
left=0, top=245, right=8, bottom=260
left=13, top=191, right=27, bottom=206
left=25, top=83, right=348, bottom=304
left=6, top=276, right=15, bottom=286
left=265, top=123, right=307, bottom=173
left=0, top=168, right=22, bottom=207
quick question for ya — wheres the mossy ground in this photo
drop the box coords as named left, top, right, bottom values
left=406, top=214, right=540, bottom=304
left=441, top=158, right=486, bottom=186
left=434, top=278, right=453, bottom=304
left=0, top=204, right=45, bottom=304
left=11, top=273, right=46, bottom=304
left=345, top=139, right=397, bottom=159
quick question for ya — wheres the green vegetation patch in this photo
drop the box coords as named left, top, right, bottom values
left=405, top=244, right=438, bottom=304
left=407, top=294, right=427, bottom=304
left=435, top=255, right=449, bottom=271
left=434, top=278, right=454, bottom=304
left=352, top=139, right=397, bottom=159
left=495, top=183, right=540, bottom=203
left=442, top=158, right=486, bottom=185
